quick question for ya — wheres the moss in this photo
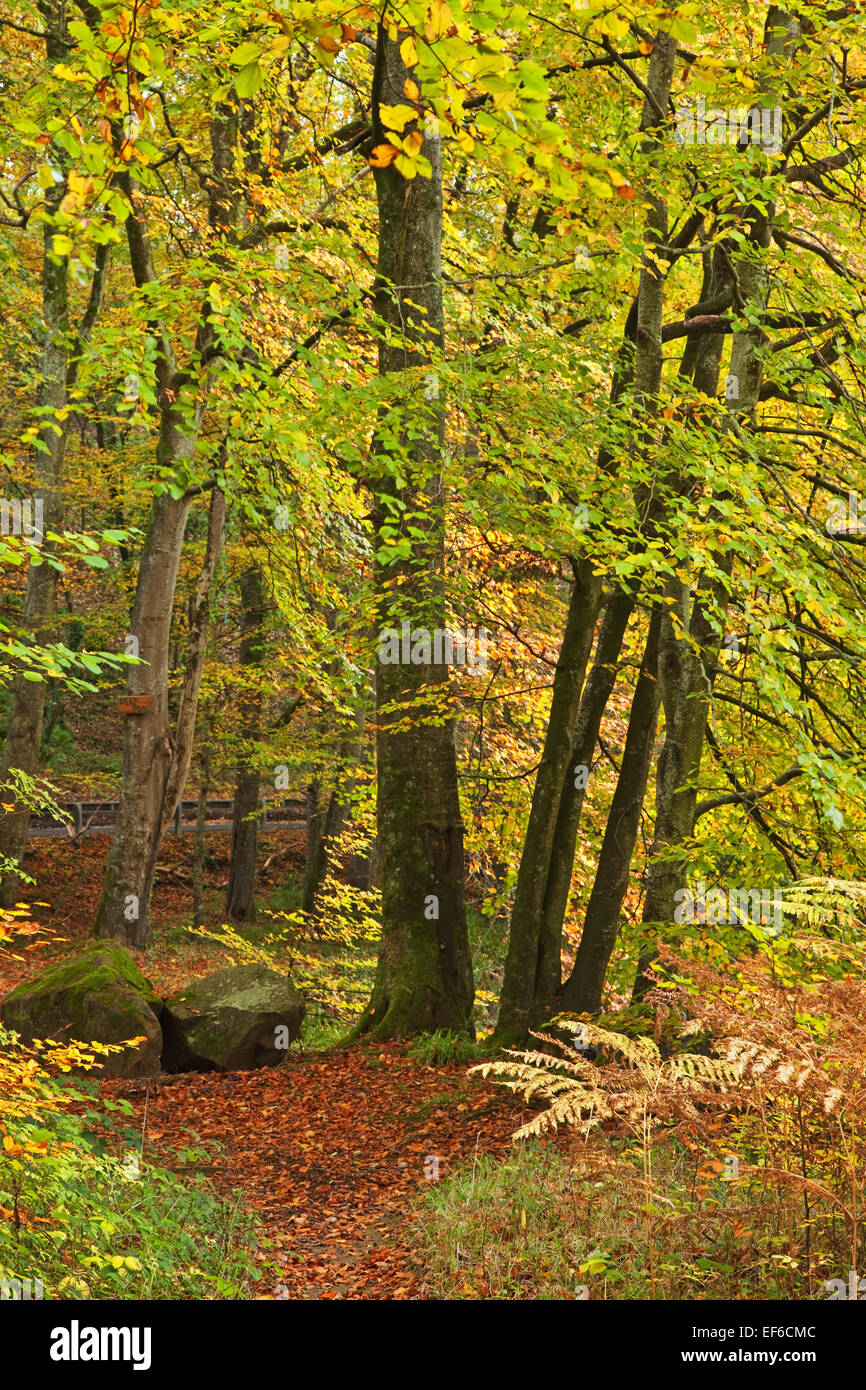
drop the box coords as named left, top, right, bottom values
left=0, top=942, right=162, bottom=1077
left=3, top=941, right=161, bottom=1014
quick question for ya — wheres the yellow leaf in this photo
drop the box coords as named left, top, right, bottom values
left=404, top=78, right=420, bottom=101
left=424, top=0, right=452, bottom=41
left=53, top=63, right=86, bottom=82
left=51, top=234, right=74, bottom=257
left=520, top=1207, right=527, bottom=1228
left=68, top=172, right=93, bottom=198
left=400, top=35, right=419, bottom=67
left=379, top=103, right=417, bottom=133
left=394, top=154, right=418, bottom=178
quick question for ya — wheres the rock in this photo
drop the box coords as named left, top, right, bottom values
left=0, top=941, right=163, bottom=1077
left=161, top=964, right=306, bottom=1073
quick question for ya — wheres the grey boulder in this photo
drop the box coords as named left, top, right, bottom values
left=161, top=963, right=306, bottom=1072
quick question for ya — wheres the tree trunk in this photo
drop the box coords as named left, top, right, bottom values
left=192, top=749, right=211, bottom=929
left=535, top=586, right=638, bottom=1004
left=562, top=605, right=662, bottom=1012
left=94, top=103, right=230, bottom=945
left=632, top=7, right=801, bottom=998
left=162, top=483, right=226, bottom=833
left=493, top=559, right=603, bottom=1042
left=95, top=486, right=196, bottom=945
left=493, top=28, right=678, bottom=1046
left=352, top=15, right=473, bottom=1039
left=302, top=707, right=366, bottom=917
left=0, top=16, right=109, bottom=903
left=226, top=564, right=266, bottom=920
left=0, top=208, right=68, bottom=906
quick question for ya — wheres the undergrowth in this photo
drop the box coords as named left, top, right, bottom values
left=0, top=1027, right=258, bottom=1299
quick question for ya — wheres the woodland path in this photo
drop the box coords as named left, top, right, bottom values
left=102, top=1048, right=527, bottom=1300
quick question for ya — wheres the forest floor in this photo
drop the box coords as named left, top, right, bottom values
left=101, top=1050, right=525, bottom=1299
left=1, top=832, right=529, bottom=1299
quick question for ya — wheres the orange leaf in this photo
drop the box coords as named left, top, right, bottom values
left=615, top=183, right=635, bottom=200
left=369, top=143, right=399, bottom=168
left=317, top=34, right=340, bottom=53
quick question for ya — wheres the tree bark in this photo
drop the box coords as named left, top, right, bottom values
left=562, top=605, right=662, bottom=1012
left=536, top=586, right=638, bottom=1004
left=493, top=558, right=603, bottom=1042
left=352, top=15, right=473, bottom=1039
left=162, top=483, right=226, bottom=833
left=226, top=564, right=266, bottom=920
left=0, top=207, right=68, bottom=905
left=95, top=486, right=198, bottom=945
left=192, top=748, right=211, bottom=929
left=95, top=103, right=233, bottom=945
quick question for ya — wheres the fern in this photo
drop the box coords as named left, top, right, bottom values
left=472, top=1019, right=736, bottom=1141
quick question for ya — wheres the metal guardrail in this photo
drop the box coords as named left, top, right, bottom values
left=26, top=796, right=307, bottom=838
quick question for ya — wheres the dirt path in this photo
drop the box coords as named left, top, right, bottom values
left=102, top=1046, right=526, bottom=1300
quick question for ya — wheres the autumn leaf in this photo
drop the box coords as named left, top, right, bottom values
left=369, top=143, right=399, bottom=168
left=379, top=103, right=418, bottom=133
left=400, top=35, right=419, bottom=67
left=424, top=0, right=452, bottom=41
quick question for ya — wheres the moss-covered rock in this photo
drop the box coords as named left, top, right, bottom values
left=162, top=964, right=306, bottom=1073
left=0, top=941, right=163, bottom=1077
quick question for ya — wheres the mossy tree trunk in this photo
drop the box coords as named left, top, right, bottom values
left=352, top=15, right=473, bottom=1040
left=493, top=560, right=603, bottom=1044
